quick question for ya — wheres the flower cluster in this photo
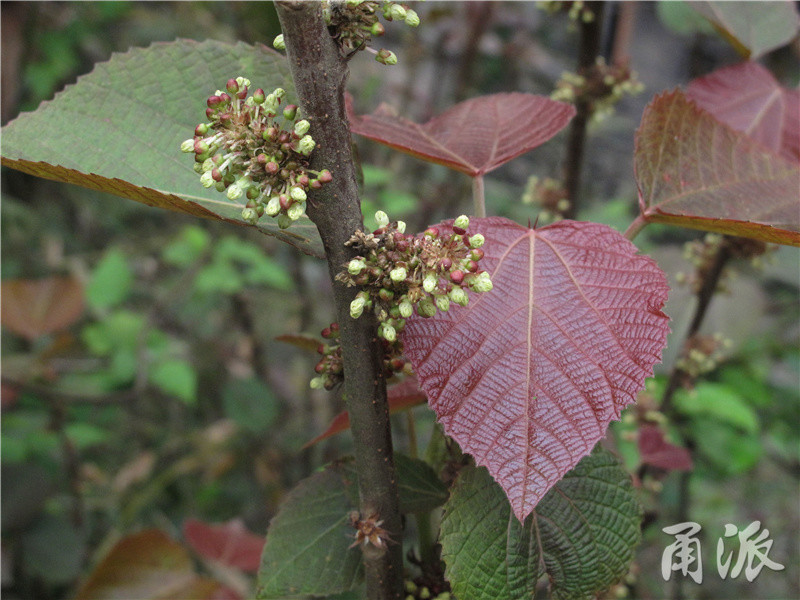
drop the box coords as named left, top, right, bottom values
left=537, top=0, right=596, bottom=24
left=310, top=321, right=410, bottom=390
left=340, top=212, right=492, bottom=343
left=274, top=1, right=419, bottom=65
left=180, top=76, right=331, bottom=229
left=551, top=57, right=644, bottom=122
left=522, top=175, right=570, bottom=222
left=676, top=333, right=732, bottom=382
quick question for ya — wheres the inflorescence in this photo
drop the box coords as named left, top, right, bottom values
left=273, top=1, right=419, bottom=65
left=181, top=76, right=331, bottom=229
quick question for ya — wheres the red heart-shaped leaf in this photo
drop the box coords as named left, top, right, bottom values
left=686, top=61, right=798, bottom=161
left=634, top=90, right=800, bottom=246
left=638, top=423, right=693, bottom=471
left=403, top=218, right=670, bottom=522
left=348, top=93, right=575, bottom=176
left=1, top=277, right=84, bottom=340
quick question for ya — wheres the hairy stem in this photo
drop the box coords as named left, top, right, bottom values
left=561, top=1, right=605, bottom=219
left=472, top=174, right=486, bottom=218
left=275, top=3, right=403, bottom=598
left=623, top=214, right=648, bottom=241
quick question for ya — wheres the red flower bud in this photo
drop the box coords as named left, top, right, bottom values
left=449, top=270, right=464, bottom=284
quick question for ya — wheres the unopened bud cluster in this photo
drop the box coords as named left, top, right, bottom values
left=181, top=76, right=331, bottom=229
left=551, top=57, right=644, bottom=122
left=522, top=175, right=570, bottom=222
left=339, top=212, right=492, bottom=344
left=310, top=321, right=410, bottom=390
left=676, top=234, right=771, bottom=294
left=537, top=1, right=595, bottom=25
left=274, top=1, right=419, bottom=65
left=676, top=333, right=732, bottom=383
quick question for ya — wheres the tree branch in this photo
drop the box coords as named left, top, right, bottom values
left=275, top=3, right=403, bottom=598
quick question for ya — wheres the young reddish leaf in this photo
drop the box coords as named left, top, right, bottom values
left=303, top=377, right=426, bottom=448
left=635, top=90, right=800, bottom=247
left=1, top=277, right=84, bottom=340
left=348, top=93, right=575, bottom=176
left=638, top=423, right=693, bottom=471
left=402, top=217, right=669, bottom=522
left=75, top=529, right=222, bottom=600
left=689, top=1, right=799, bottom=59
left=183, top=519, right=265, bottom=573
left=686, top=61, right=798, bottom=161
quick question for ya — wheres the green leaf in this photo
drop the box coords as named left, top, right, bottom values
left=1, top=39, right=324, bottom=258
left=673, top=382, right=759, bottom=434
left=394, top=453, right=449, bottom=514
left=64, top=422, right=109, bottom=450
left=194, top=259, right=244, bottom=294
left=215, top=237, right=293, bottom=290
left=689, top=417, right=762, bottom=475
left=86, top=248, right=133, bottom=311
left=149, top=359, right=197, bottom=404
left=21, top=513, right=86, bottom=585
left=81, top=310, right=145, bottom=355
left=162, top=225, right=211, bottom=267
left=222, top=377, right=280, bottom=434
left=256, top=466, right=363, bottom=599
left=440, top=448, right=641, bottom=600
left=689, top=1, right=799, bottom=59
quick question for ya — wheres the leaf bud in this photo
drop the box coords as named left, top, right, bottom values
left=404, top=8, right=420, bottom=26
left=290, top=186, right=307, bottom=202
left=294, top=119, right=311, bottom=136
left=422, top=273, right=438, bottom=293
left=375, top=210, right=390, bottom=228
left=453, top=214, right=470, bottom=233
left=449, top=286, right=469, bottom=306
left=348, top=258, right=367, bottom=275
left=398, top=299, right=413, bottom=318
left=469, top=233, right=485, bottom=248
left=390, top=266, right=408, bottom=282
left=181, top=138, right=196, bottom=153
left=435, top=295, right=450, bottom=312
left=298, top=134, right=316, bottom=156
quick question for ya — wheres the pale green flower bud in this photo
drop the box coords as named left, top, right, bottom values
left=265, top=196, right=281, bottom=217
left=350, top=295, right=367, bottom=319
left=348, top=258, right=367, bottom=275
left=298, top=134, right=316, bottom=156
left=469, top=233, right=485, bottom=248
left=290, top=186, right=307, bottom=202
left=390, top=266, right=407, bottom=282
left=277, top=214, right=293, bottom=229
left=375, top=210, right=390, bottom=228
left=274, top=88, right=286, bottom=100
left=287, top=202, right=305, bottom=221
left=375, top=49, right=397, bottom=66
left=449, top=286, right=469, bottom=306
left=416, top=297, right=436, bottom=318
left=435, top=295, right=450, bottom=312
left=273, top=34, right=285, bottom=50
left=202, top=158, right=215, bottom=172
left=294, top=119, right=311, bottom=136
left=181, top=139, right=196, bottom=153
left=423, top=273, right=438, bottom=293
left=405, top=9, right=420, bottom=26
left=471, top=272, right=493, bottom=293
left=193, top=163, right=205, bottom=174
left=396, top=221, right=406, bottom=233
left=398, top=299, right=413, bottom=318
left=454, top=214, right=470, bottom=231
left=380, top=322, right=397, bottom=342
left=389, top=3, right=406, bottom=20
left=236, top=76, right=250, bottom=88
left=241, top=207, right=258, bottom=224
left=310, top=376, right=324, bottom=389
left=200, top=171, right=215, bottom=188
left=227, top=183, right=244, bottom=201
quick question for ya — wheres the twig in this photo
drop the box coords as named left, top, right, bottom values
left=275, top=3, right=403, bottom=598
left=623, top=214, right=648, bottom=241
left=472, top=174, right=486, bottom=218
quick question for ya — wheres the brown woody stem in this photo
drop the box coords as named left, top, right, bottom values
left=275, top=3, right=403, bottom=599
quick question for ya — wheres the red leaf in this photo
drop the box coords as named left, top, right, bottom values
left=275, top=333, right=321, bottom=353
left=1, top=277, right=84, bottom=340
left=634, top=90, right=800, bottom=247
left=183, top=519, right=264, bottom=573
left=348, top=93, right=575, bottom=176
left=638, top=424, right=693, bottom=471
left=402, top=218, right=670, bottom=522
left=303, top=377, right=426, bottom=448
left=75, top=529, right=222, bottom=600
left=686, top=61, right=798, bottom=161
